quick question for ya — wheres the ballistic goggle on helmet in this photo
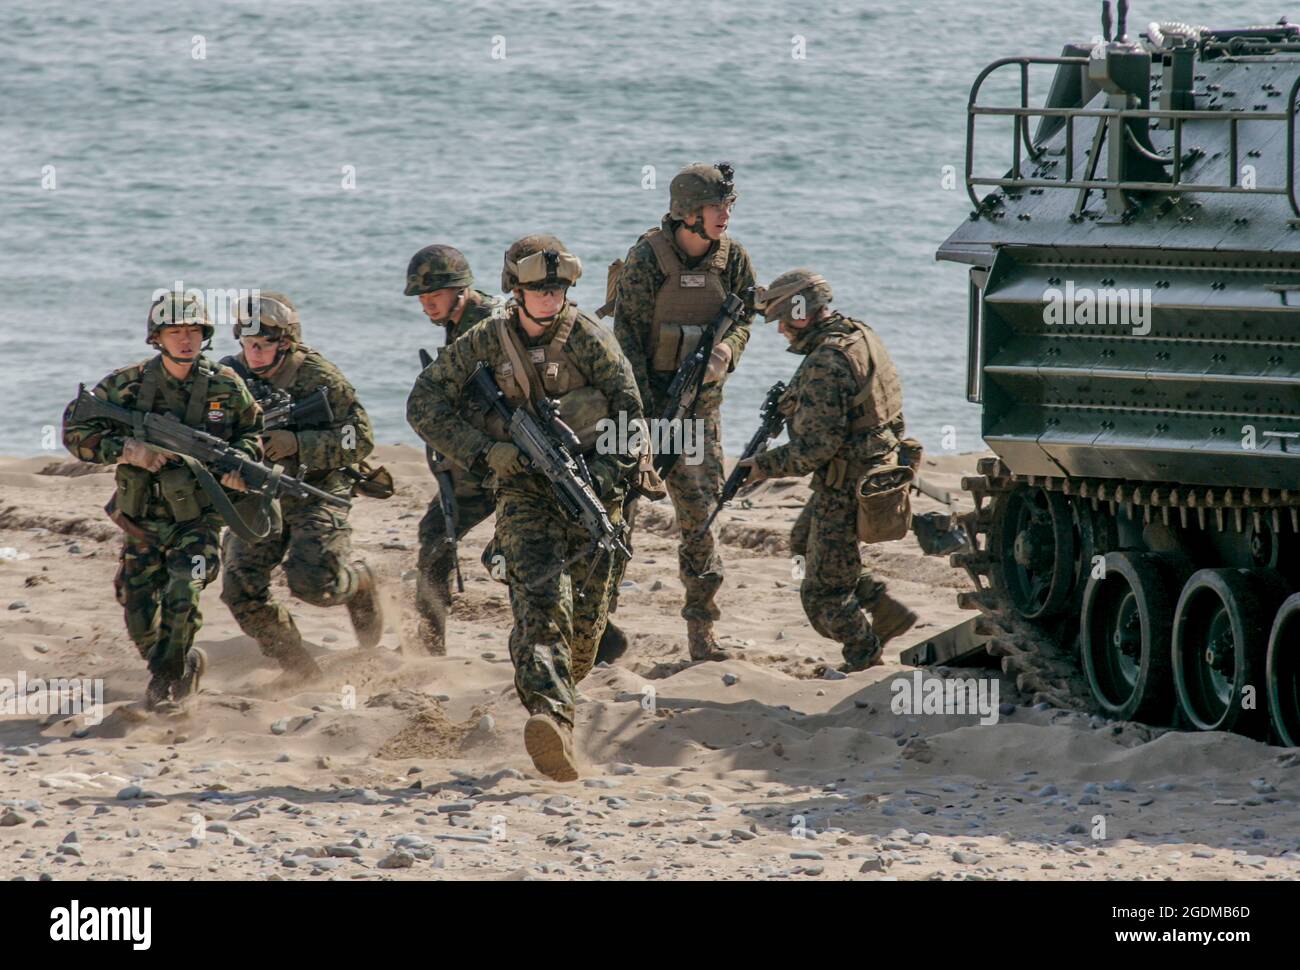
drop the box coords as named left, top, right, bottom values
left=231, top=291, right=302, bottom=344
left=756, top=270, right=832, bottom=322
left=502, top=234, right=583, bottom=293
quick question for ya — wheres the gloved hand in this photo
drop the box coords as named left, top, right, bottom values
left=703, top=342, right=733, bottom=384
left=121, top=437, right=168, bottom=473
left=264, top=430, right=298, bottom=461
left=487, top=441, right=526, bottom=479
left=737, top=456, right=769, bottom=484
left=588, top=458, right=621, bottom=500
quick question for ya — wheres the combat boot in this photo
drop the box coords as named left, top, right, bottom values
left=523, top=713, right=579, bottom=782
left=595, top=620, right=629, bottom=665
left=415, top=618, right=447, bottom=657
left=145, top=672, right=174, bottom=711
left=687, top=619, right=731, bottom=663
left=264, top=638, right=322, bottom=680
left=839, top=632, right=884, bottom=673
left=173, top=647, right=207, bottom=702
left=346, top=562, right=384, bottom=649
left=872, top=594, right=918, bottom=647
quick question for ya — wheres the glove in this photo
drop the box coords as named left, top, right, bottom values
left=737, top=457, right=769, bottom=484
left=703, top=342, right=733, bottom=384
left=121, top=437, right=167, bottom=473
left=264, top=430, right=298, bottom=461
left=486, top=441, right=526, bottom=479
left=588, top=458, right=620, bottom=500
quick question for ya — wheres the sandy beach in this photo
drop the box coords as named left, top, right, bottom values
left=1, top=445, right=1298, bottom=881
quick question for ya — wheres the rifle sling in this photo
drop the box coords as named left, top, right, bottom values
left=496, top=316, right=546, bottom=415
left=178, top=454, right=275, bottom=541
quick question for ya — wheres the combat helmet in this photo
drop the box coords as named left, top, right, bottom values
left=405, top=244, right=474, bottom=296
left=501, top=234, right=583, bottom=293
left=668, top=161, right=737, bottom=221
left=757, top=269, right=833, bottom=322
left=146, top=291, right=213, bottom=345
left=230, top=291, right=302, bottom=376
left=231, top=291, right=302, bottom=344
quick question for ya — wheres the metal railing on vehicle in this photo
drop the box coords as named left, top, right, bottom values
left=965, top=55, right=1300, bottom=220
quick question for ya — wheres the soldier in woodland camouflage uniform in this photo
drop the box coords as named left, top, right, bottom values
left=610, top=161, right=757, bottom=662
left=219, top=293, right=384, bottom=675
left=739, top=270, right=918, bottom=671
left=405, top=245, right=502, bottom=654
left=62, top=293, right=262, bottom=708
left=408, top=235, right=643, bottom=781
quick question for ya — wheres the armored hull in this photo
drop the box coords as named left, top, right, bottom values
left=936, top=5, right=1300, bottom=744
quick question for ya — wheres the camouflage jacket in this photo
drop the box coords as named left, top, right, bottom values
left=222, top=345, right=373, bottom=489
left=612, top=217, right=756, bottom=414
left=408, top=302, right=643, bottom=501
left=62, top=352, right=263, bottom=471
left=421, top=288, right=500, bottom=493
left=753, top=313, right=905, bottom=491
left=443, top=288, right=500, bottom=343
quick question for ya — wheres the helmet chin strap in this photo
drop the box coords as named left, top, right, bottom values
left=426, top=287, right=468, bottom=326
left=248, top=344, right=289, bottom=377
left=157, top=332, right=210, bottom=367
left=685, top=214, right=714, bottom=241
left=516, top=290, right=566, bottom=327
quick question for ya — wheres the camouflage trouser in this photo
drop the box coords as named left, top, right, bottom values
left=495, top=486, right=622, bottom=727
left=796, top=488, right=886, bottom=658
left=644, top=397, right=725, bottom=622
left=114, top=515, right=222, bottom=680
left=415, top=485, right=495, bottom=643
left=220, top=500, right=359, bottom=656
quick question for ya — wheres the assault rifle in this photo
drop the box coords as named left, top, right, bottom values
left=697, top=380, right=786, bottom=536
left=70, top=386, right=350, bottom=539
left=466, top=363, right=630, bottom=593
left=653, top=290, right=751, bottom=478
left=420, top=347, right=463, bottom=592
left=259, top=385, right=333, bottom=433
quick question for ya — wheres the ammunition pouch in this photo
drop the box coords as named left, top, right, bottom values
left=114, top=464, right=153, bottom=520
left=856, top=464, right=914, bottom=544
left=652, top=322, right=705, bottom=372
left=157, top=464, right=204, bottom=522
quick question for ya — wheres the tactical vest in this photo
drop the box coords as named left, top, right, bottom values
left=818, top=316, right=903, bottom=433
left=487, top=308, right=608, bottom=448
left=645, top=228, right=731, bottom=372
left=113, top=356, right=222, bottom=524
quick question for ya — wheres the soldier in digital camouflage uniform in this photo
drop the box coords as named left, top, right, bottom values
left=739, top=270, right=918, bottom=671
left=218, top=292, right=384, bottom=675
left=405, top=245, right=502, bottom=655
left=610, top=161, right=757, bottom=662
left=408, top=235, right=643, bottom=781
left=62, top=293, right=262, bottom=708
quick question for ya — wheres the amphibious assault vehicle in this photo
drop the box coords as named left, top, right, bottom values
left=936, top=2, right=1300, bottom=744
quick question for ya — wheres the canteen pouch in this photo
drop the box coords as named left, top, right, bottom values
left=856, top=464, right=914, bottom=544
left=114, top=464, right=153, bottom=519
left=157, top=465, right=203, bottom=522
